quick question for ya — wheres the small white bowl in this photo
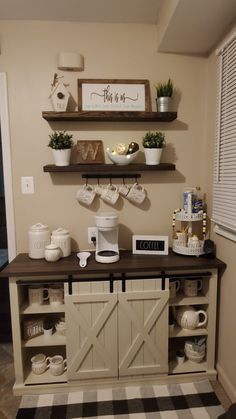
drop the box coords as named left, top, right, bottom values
left=106, top=149, right=139, bottom=165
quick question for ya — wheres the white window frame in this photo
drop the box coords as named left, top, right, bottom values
left=212, top=33, right=236, bottom=242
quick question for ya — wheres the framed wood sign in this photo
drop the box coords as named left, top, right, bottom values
left=76, top=140, right=105, bottom=164
left=132, top=235, right=169, bottom=255
left=78, top=79, right=151, bottom=112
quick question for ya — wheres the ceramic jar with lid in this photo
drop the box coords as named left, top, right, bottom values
left=51, top=227, right=71, bottom=257
left=28, top=223, right=51, bottom=259
left=44, top=244, right=61, bottom=262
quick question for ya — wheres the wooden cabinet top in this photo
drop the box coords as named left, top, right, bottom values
left=0, top=250, right=226, bottom=278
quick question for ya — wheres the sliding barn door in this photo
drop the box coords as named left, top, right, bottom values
left=118, top=278, right=169, bottom=377
left=65, top=281, right=118, bottom=381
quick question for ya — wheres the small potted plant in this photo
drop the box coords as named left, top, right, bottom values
left=142, top=131, right=165, bottom=165
left=48, top=131, right=74, bottom=166
left=155, top=78, right=173, bottom=112
left=43, top=317, right=53, bottom=337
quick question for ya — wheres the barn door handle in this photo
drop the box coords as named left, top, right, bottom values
left=122, top=273, right=126, bottom=292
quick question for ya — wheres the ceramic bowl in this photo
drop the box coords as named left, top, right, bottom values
left=106, top=149, right=139, bottom=165
left=184, top=348, right=205, bottom=363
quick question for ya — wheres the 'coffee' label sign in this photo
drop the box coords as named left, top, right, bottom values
left=132, top=235, right=168, bottom=255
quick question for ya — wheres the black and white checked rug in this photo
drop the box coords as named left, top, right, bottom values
left=16, top=380, right=225, bottom=419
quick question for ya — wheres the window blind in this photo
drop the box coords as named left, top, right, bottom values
left=212, top=35, right=236, bottom=235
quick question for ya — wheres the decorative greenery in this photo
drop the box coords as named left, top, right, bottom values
left=48, top=131, right=73, bottom=150
left=142, top=131, right=166, bottom=148
left=43, top=317, right=53, bottom=330
left=155, top=78, right=173, bottom=98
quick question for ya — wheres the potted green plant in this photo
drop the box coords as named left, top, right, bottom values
left=154, top=78, right=173, bottom=112
left=142, top=131, right=165, bottom=165
left=48, top=131, right=74, bottom=166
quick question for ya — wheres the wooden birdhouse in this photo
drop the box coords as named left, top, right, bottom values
left=49, top=81, right=70, bottom=112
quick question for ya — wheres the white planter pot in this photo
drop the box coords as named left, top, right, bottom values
left=52, top=149, right=71, bottom=166
left=144, top=148, right=163, bottom=165
left=156, top=97, right=171, bottom=112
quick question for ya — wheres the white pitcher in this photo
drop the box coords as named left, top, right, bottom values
left=176, top=305, right=208, bottom=330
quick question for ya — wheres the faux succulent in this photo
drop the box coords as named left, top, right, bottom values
left=48, top=131, right=73, bottom=150
left=142, top=131, right=166, bottom=148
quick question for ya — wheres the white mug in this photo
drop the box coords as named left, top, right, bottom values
left=188, top=235, right=200, bottom=249
left=119, top=184, right=130, bottom=197
left=126, top=183, right=146, bottom=204
left=169, top=279, right=180, bottom=299
left=184, top=278, right=203, bottom=297
left=28, top=286, right=49, bottom=306
left=48, top=355, right=67, bottom=376
left=94, top=184, right=104, bottom=196
left=48, top=286, right=64, bottom=306
left=175, top=231, right=187, bottom=246
left=31, top=353, right=49, bottom=375
left=76, top=184, right=96, bottom=206
left=101, top=184, right=120, bottom=205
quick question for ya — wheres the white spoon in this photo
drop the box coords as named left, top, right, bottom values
left=76, top=252, right=91, bottom=268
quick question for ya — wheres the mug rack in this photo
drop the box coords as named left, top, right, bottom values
left=82, top=174, right=141, bottom=180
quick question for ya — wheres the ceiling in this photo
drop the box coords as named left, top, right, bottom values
left=0, top=0, right=164, bottom=24
left=0, top=0, right=236, bottom=55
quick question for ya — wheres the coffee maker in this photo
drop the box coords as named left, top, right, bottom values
left=95, top=212, right=119, bottom=263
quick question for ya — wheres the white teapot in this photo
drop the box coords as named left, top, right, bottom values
left=176, top=305, right=208, bottom=330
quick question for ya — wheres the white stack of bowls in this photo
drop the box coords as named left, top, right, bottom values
left=184, top=341, right=205, bottom=363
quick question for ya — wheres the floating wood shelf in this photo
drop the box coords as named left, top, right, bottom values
left=42, top=111, right=177, bottom=122
left=43, top=163, right=176, bottom=174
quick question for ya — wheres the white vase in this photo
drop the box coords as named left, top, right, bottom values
left=52, top=149, right=71, bottom=166
left=144, top=148, right=162, bottom=165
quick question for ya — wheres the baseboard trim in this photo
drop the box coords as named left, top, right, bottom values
left=217, top=363, right=236, bottom=403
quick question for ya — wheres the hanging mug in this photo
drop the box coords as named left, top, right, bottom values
left=126, top=182, right=146, bottom=204
left=76, top=184, right=96, bottom=206
left=101, top=184, right=120, bottom=205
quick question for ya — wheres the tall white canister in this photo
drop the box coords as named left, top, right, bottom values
left=51, top=227, right=71, bottom=257
left=28, top=223, right=51, bottom=259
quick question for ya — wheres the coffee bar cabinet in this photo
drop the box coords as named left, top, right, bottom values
left=0, top=251, right=225, bottom=395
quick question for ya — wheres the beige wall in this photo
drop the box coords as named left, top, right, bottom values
left=2, top=17, right=236, bottom=402
left=205, top=25, right=236, bottom=401
left=0, top=21, right=208, bottom=253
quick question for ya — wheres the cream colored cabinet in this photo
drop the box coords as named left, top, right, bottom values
left=9, top=278, right=67, bottom=391
left=5, top=256, right=223, bottom=396
left=167, top=269, right=218, bottom=379
left=65, top=277, right=169, bottom=383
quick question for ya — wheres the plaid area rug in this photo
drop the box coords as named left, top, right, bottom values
left=16, top=380, right=225, bottom=419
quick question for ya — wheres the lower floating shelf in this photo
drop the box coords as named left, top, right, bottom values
left=43, top=163, right=176, bottom=174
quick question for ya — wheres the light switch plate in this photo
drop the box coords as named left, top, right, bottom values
left=21, top=176, right=34, bottom=194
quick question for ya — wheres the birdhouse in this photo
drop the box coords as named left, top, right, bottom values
left=49, top=81, right=70, bottom=112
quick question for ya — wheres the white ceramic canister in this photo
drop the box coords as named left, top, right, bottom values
left=28, top=223, right=51, bottom=259
left=51, top=227, right=71, bottom=257
left=44, top=244, right=61, bottom=262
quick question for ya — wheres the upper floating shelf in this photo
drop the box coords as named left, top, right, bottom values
left=42, top=111, right=177, bottom=122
